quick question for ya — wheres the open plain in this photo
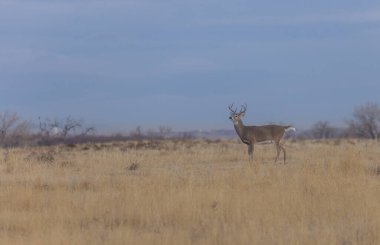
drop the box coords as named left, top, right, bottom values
left=0, top=139, right=380, bottom=244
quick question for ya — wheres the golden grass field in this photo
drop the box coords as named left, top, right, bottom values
left=0, top=139, right=380, bottom=245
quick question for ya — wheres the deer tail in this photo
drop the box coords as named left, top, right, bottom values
left=285, top=126, right=296, bottom=132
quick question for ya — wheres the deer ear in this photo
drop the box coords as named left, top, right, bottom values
left=240, top=113, right=245, bottom=117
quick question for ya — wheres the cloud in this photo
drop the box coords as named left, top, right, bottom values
left=197, top=9, right=380, bottom=27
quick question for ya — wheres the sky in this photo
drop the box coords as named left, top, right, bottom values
left=1, top=0, right=380, bottom=132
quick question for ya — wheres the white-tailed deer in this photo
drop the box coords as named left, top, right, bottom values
left=228, top=103, right=295, bottom=163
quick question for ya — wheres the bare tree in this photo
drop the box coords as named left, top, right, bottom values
left=0, top=111, right=19, bottom=135
left=80, top=127, right=95, bottom=136
left=0, top=111, right=32, bottom=146
left=61, top=116, right=82, bottom=137
left=311, top=121, right=335, bottom=139
left=38, top=116, right=87, bottom=138
left=347, top=102, right=380, bottom=140
left=38, top=117, right=59, bottom=137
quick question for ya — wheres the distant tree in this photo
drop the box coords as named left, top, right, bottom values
left=38, top=116, right=90, bottom=138
left=38, top=117, right=55, bottom=137
left=0, top=111, right=32, bottom=136
left=61, top=116, right=82, bottom=137
left=0, top=111, right=32, bottom=146
left=311, top=121, right=335, bottom=139
left=80, top=127, right=95, bottom=136
left=1, top=111, right=19, bottom=135
left=347, top=102, right=380, bottom=140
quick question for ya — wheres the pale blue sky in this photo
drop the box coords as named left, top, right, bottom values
left=1, top=1, right=380, bottom=131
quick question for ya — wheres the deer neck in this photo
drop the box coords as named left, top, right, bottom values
left=233, top=120, right=246, bottom=140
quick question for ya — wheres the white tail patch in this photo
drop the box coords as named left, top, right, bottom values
left=285, top=127, right=296, bottom=132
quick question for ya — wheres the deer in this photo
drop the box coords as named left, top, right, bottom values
left=228, top=103, right=295, bottom=163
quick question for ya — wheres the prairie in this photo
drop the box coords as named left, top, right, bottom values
left=0, top=139, right=380, bottom=244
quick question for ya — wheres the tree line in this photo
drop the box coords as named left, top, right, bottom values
left=1, top=102, right=380, bottom=147
left=0, top=113, right=183, bottom=147
left=299, top=102, right=380, bottom=140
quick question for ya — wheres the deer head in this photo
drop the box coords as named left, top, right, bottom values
left=228, top=103, right=247, bottom=125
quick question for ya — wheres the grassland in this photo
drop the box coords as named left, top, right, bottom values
left=0, top=139, right=380, bottom=244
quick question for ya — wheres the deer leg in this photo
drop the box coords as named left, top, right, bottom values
left=280, top=144, right=286, bottom=163
left=274, top=142, right=281, bottom=163
left=247, top=144, right=254, bottom=161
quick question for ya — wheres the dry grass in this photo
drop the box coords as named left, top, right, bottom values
left=0, top=139, right=380, bottom=244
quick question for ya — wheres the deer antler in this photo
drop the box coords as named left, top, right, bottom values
left=228, top=103, right=237, bottom=115
left=239, top=103, right=247, bottom=114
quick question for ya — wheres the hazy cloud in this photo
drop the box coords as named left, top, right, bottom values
left=0, top=0, right=380, bottom=130
left=198, top=9, right=380, bottom=27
